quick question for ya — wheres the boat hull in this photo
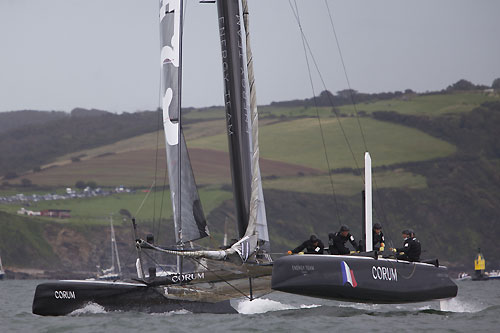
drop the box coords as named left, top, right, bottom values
left=32, top=280, right=237, bottom=316
left=271, top=255, right=458, bottom=303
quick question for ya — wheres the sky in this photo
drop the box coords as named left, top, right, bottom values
left=1, top=0, right=499, bottom=113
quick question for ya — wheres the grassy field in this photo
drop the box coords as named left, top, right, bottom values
left=190, top=117, right=457, bottom=170
left=262, top=169, right=427, bottom=196
left=15, top=113, right=456, bottom=187
left=0, top=186, right=232, bottom=226
left=183, top=107, right=225, bottom=121
left=338, top=92, right=500, bottom=117
left=0, top=211, right=59, bottom=268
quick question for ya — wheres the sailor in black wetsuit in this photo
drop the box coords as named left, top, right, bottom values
left=291, top=235, right=324, bottom=254
left=392, top=229, right=421, bottom=262
left=328, top=225, right=361, bottom=255
left=372, top=223, right=385, bottom=251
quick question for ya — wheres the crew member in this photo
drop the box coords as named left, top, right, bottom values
left=290, top=235, right=324, bottom=254
left=328, top=225, right=361, bottom=255
left=372, top=223, right=385, bottom=251
left=391, top=229, right=421, bottom=262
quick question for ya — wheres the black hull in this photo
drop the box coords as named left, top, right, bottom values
left=32, top=280, right=237, bottom=316
left=271, top=255, right=457, bottom=303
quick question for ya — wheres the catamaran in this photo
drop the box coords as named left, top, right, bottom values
left=271, top=153, right=458, bottom=303
left=33, top=0, right=272, bottom=316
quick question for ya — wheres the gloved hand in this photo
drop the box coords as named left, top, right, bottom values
left=287, top=250, right=292, bottom=255
left=390, top=248, right=397, bottom=253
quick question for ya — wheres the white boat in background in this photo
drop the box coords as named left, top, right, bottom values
left=96, top=215, right=121, bottom=281
left=486, top=270, right=500, bottom=280
left=457, top=272, right=471, bottom=281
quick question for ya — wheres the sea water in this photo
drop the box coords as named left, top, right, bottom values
left=1, top=279, right=499, bottom=332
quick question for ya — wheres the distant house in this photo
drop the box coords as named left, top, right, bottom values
left=40, top=209, right=71, bottom=218
left=17, top=207, right=41, bottom=216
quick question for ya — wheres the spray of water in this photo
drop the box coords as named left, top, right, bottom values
left=70, top=302, right=107, bottom=315
left=440, top=298, right=486, bottom=313
left=236, top=298, right=320, bottom=314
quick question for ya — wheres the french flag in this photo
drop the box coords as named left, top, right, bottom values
left=341, top=261, right=357, bottom=287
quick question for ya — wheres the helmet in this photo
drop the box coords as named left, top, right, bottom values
left=408, top=229, right=415, bottom=237
left=340, top=225, right=350, bottom=232
left=310, top=235, right=318, bottom=242
left=373, top=223, right=382, bottom=230
left=402, top=229, right=411, bottom=236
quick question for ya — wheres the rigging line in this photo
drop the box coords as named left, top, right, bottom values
left=324, top=0, right=391, bottom=230
left=289, top=0, right=341, bottom=226
left=143, top=245, right=254, bottom=300
left=135, top=181, right=156, bottom=218
left=153, top=102, right=162, bottom=239
left=157, top=152, right=169, bottom=245
left=288, top=1, right=363, bottom=183
left=140, top=248, right=176, bottom=278
left=324, top=0, right=368, bottom=153
left=155, top=0, right=166, bottom=242
left=189, top=257, right=252, bottom=300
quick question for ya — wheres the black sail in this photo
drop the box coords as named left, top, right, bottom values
left=160, top=0, right=209, bottom=243
left=216, top=0, right=253, bottom=239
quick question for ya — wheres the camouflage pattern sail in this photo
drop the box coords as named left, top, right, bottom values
left=160, top=0, right=209, bottom=243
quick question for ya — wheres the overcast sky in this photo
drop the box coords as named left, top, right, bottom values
left=1, top=0, right=499, bottom=113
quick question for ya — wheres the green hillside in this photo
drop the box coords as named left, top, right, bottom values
left=338, top=92, right=500, bottom=117
left=1, top=89, right=500, bottom=273
left=190, top=117, right=456, bottom=170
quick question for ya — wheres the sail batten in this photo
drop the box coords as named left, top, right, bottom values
left=160, top=0, right=209, bottom=244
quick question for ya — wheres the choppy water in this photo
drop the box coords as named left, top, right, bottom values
left=1, top=279, right=499, bottom=332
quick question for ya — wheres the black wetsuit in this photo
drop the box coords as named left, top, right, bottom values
left=373, top=231, right=385, bottom=251
left=396, top=237, right=421, bottom=262
left=328, top=232, right=360, bottom=255
left=292, top=239, right=325, bottom=254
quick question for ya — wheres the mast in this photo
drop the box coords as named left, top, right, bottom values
left=216, top=0, right=253, bottom=239
left=110, top=215, right=115, bottom=271
left=365, top=152, right=373, bottom=252
left=110, top=214, right=121, bottom=275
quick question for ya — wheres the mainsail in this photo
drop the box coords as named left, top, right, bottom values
left=160, top=0, right=209, bottom=243
left=142, top=0, right=269, bottom=264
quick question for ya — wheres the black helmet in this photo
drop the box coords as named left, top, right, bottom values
left=408, top=229, right=415, bottom=237
left=340, top=225, right=350, bottom=232
left=310, top=235, right=318, bottom=242
left=402, top=229, right=411, bottom=236
left=373, top=223, right=382, bottom=230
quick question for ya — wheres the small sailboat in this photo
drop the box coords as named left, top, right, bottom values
left=0, top=255, right=5, bottom=280
left=95, top=215, right=121, bottom=281
left=271, top=153, right=458, bottom=303
left=33, top=0, right=272, bottom=316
